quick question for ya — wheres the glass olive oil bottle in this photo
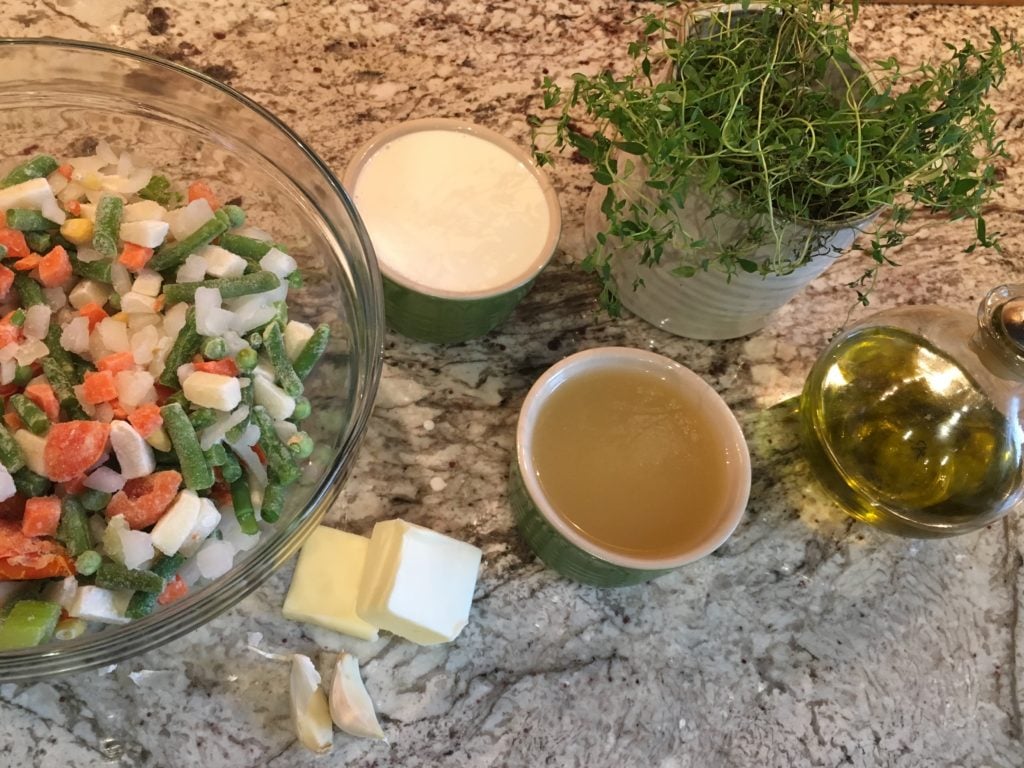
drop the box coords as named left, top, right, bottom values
left=801, top=286, right=1024, bottom=537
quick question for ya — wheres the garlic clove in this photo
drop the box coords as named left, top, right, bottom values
left=290, top=654, right=333, bottom=753
left=329, top=652, right=386, bottom=740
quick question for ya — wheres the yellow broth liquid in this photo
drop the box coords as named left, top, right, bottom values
left=801, top=327, right=1021, bottom=535
left=530, top=367, right=733, bottom=559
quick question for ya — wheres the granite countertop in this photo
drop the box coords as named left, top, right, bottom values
left=2, top=2, right=1024, bottom=766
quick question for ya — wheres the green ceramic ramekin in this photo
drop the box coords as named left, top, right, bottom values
left=510, top=347, right=751, bottom=587
left=343, top=118, right=561, bottom=344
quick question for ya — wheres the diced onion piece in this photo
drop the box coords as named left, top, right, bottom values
left=132, top=270, right=163, bottom=298
left=162, top=302, right=189, bottom=339
left=200, top=245, right=247, bottom=278
left=97, top=317, right=130, bottom=352
left=110, top=263, right=133, bottom=296
left=15, top=339, right=50, bottom=367
left=0, top=466, right=15, bottom=502
left=115, top=369, right=156, bottom=409
left=165, top=198, right=214, bottom=242
left=130, top=324, right=160, bottom=365
left=118, top=528, right=155, bottom=570
left=123, top=200, right=167, bottom=223
left=23, top=304, right=52, bottom=341
left=176, top=253, right=207, bottom=283
left=195, top=538, right=236, bottom=580
left=43, top=287, right=67, bottom=311
left=85, top=466, right=126, bottom=493
left=259, top=247, right=298, bottom=279
left=198, top=405, right=249, bottom=451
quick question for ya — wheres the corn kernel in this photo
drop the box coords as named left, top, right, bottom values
left=60, top=217, right=94, bottom=246
left=145, top=426, right=172, bottom=452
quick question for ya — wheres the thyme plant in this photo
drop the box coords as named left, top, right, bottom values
left=532, top=0, right=1018, bottom=313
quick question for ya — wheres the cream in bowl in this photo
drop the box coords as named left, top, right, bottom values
left=510, top=347, right=750, bottom=587
left=344, top=118, right=560, bottom=344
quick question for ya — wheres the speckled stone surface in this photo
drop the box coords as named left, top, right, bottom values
left=2, top=2, right=1024, bottom=766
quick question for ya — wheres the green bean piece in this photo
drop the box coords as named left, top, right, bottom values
left=69, top=253, right=113, bottom=283
left=220, top=448, right=242, bottom=483
left=291, top=397, right=311, bottom=422
left=9, top=394, right=50, bottom=436
left=5, top=208, right=57, bottom=232
left=272, top=300, right=288, bottom=326
left=41, top=356, right=88, bottom=421
left=13, top=272, right=45, bottom=307
left=260, top=481, right=286, bottom=523
left=286, top=270, right=303, bottom=289
left=56, top=497, right=92, bottom=557
left=124, top=553, right=186, bottom=619
left=78, top=487, right=112, bottom=513
left=262, top=321, right=303, bottom=397
left=246, top=331, right=263, bottom=350
left=222, top=204, right=246, bottom=227
left=287, top=432, right=314, bottom=459
left=157, top=307, right=202, bottom=387
left=292, top=323, right=331, bottom=380
left=0, top=423, right=25, bottom=473
left=12, top=364, right=33, bottom=387
left=235, top=346, right=257, bottom=372
left=162, top=270, right=280, bottom=304
left=75, top=550, right=102, bottom=577
left=137, top=174, right=176, bottom=207
left=25, top=232, right=54, bottom=254
left=203, top=442, right=227, bottom=468
left=43, top=323, right=75, bottom=374
left=92, top=195, right=124, bottom=258
left=0, top=600, right=62, bottom=650
left=188, top=407, right=220, bottom=430
left=1, top=154, right=58, bottom=188
left=202, top=336, right=228, bottom=360
left=217, top=233, right=275, bottom=263
left=228, top=475, right=259, bottom=535
left=149, top=210, right=230, bottom=272
left=251, top=405, right=301, bottom=486
left=225, top=380, right=253, bottom=444
left=95, top=560, right=165, bottom=593
left=161, top=402, right=215, bottom=490
left=12, top=467, right=50, bottom=497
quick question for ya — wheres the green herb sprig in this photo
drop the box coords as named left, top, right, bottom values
left=531, top=0, right=1019, bottom=314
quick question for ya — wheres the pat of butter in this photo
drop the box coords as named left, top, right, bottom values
left=356, top=519, right=482, bottom=645
left=283, top=527, right=379, bottom=642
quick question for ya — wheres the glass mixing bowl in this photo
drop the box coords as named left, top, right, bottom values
left=0, top=40, right=384, bottom=681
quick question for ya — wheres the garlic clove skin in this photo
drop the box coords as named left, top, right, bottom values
left=329, top=652, right=386, bottom=740
left=290, top=654, right=333, bottom=753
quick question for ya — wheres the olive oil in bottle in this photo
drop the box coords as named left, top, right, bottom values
left=800, top=289, right=1024, bottom=538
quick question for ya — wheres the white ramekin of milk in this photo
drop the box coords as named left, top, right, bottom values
left=343, top=118, right=561, bottom=343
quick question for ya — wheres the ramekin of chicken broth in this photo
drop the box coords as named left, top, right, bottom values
left=343, top=119, right=561, bottom=343
left=510, top=347, right=751, bottom=587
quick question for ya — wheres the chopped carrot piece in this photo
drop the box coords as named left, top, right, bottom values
left=0, top=520, right=74, bottom=580
left=106, top=471, right=183, bottom=529
left=96, top=351, right=136, bottom=374
left=194, top=358, right=239, bottom=376
left=43, top=421, right=111, bottom=482
left=118, top=243, right=154, bottom=272
left=57, top=163, right=73, bottom=180
left=110, top=401, right=128, bottom=421
left=78, top=302, right=108, bottom=330
left=38, top=245, right=72, bottom=288
left=0, top=228, right=29, bottom=260
left=187, top=180, right=220, bottom=210
left=22, top=496, right=62, bottom=538
left=3, top=411, right=24, bottom=432
left=65, top=200, right=82, bottom=216
left=82, top=370, right=119, bottom=404
left=128, top=403, right=163, bottom=438
left=25, top=381, right=59, bottom=421
left=0, top=265, right=14, bottom=301
left=0, top=318, right=21, bottom=348
left=12, top=253, right=40, bottom=271
left=157, top=574, right=188, bottom=606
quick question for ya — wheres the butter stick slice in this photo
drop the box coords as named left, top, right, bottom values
left=356, top=519, right=482, bottom=645
left=283, top=526, right=379, bottom=641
